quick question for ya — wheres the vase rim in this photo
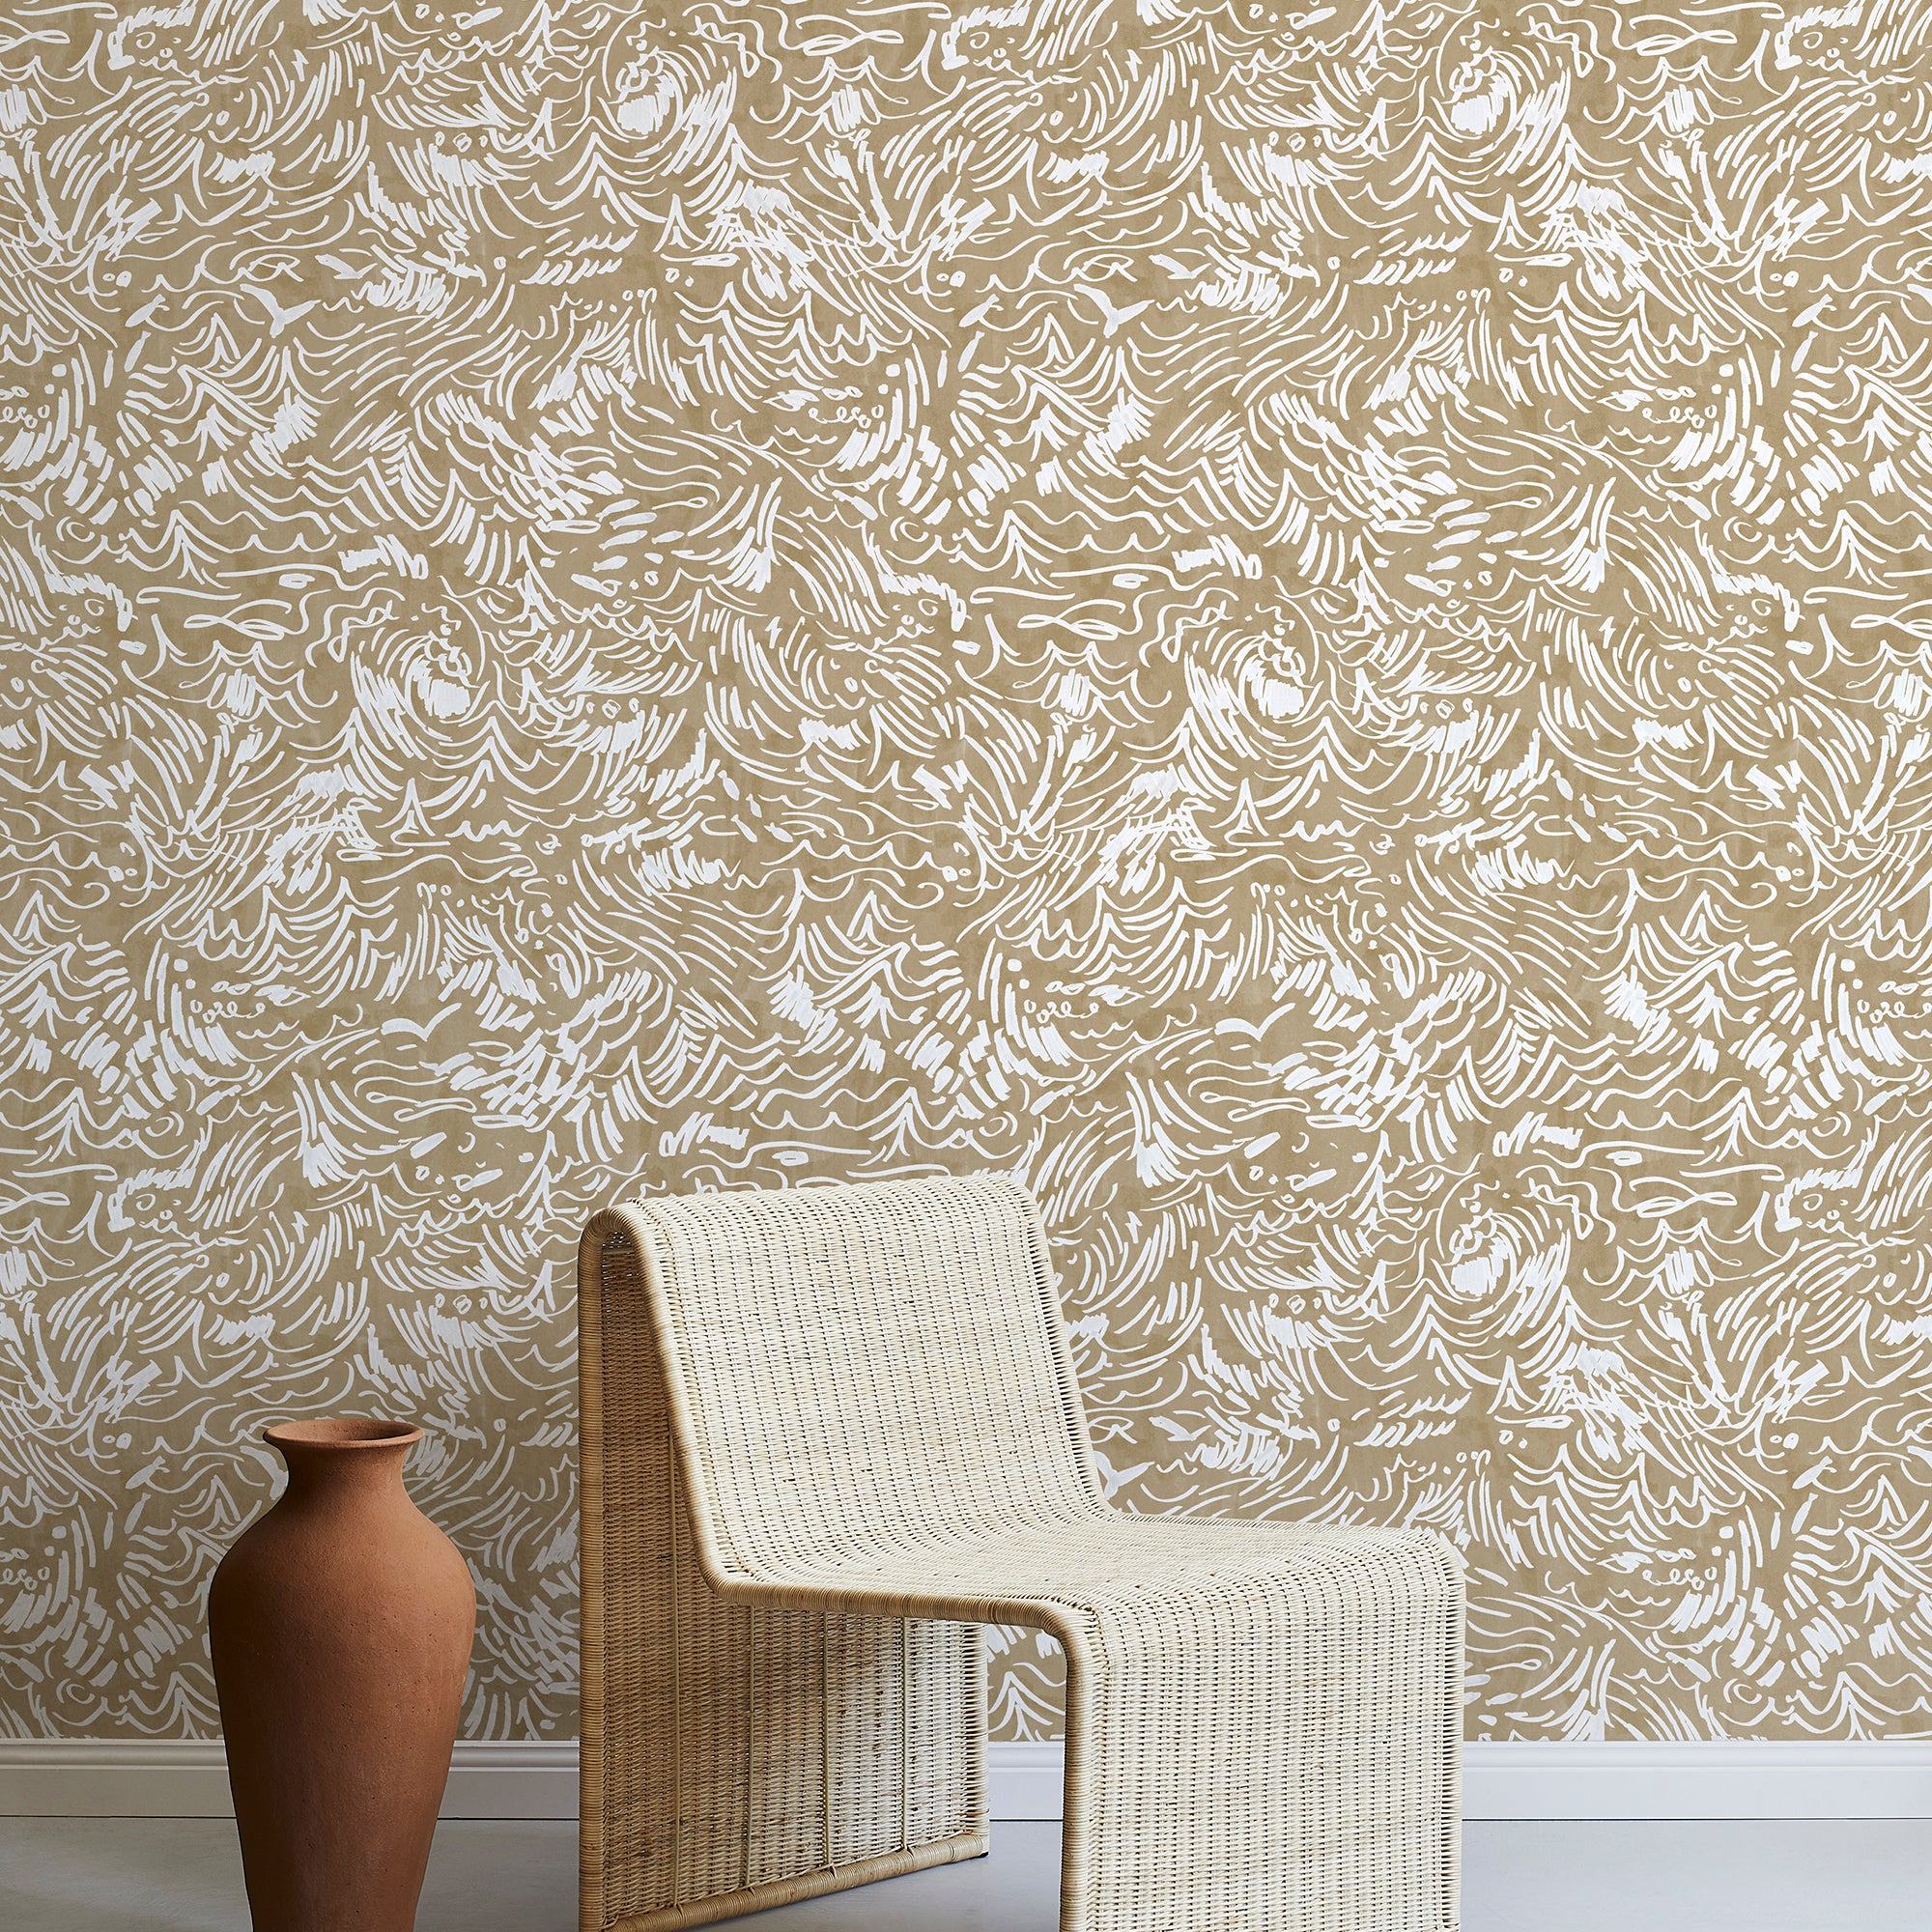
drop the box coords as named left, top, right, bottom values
left=264, top=1418, right=424, bottom=1451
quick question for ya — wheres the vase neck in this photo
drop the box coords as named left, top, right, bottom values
left=264, top=1421, right=423, bottom=1508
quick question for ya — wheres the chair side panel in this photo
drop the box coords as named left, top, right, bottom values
left=582, top=1220, right=986, bottom=1931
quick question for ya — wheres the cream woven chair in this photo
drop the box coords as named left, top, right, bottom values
left=579, top=1176, right=1463, bottom=1932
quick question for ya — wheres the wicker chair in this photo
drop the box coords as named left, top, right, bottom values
left=579, top=1176, right=1463, bottom=1932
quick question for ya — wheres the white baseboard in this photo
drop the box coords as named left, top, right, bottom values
left=989, top=1742, right=1065, bottom=1819
left=6, top=1738, right=1932, bottom=1822
left=997, top=1741, right=1932, bottom=1823
left=1462, top=1740, right=1932, bottom=1821
left=0, top=1740, right=573, bottom=1821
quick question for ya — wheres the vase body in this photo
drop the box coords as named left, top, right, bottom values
left=209, top=1419, right=476, bottom=1932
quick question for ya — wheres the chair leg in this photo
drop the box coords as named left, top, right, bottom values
left=1057, top=1540, right=1463, bottom=1932
left=581, top=1222, right=989, bottom=1931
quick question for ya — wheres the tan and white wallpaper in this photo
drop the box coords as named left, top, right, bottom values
left=6, top=0, right=1932, bottom=1746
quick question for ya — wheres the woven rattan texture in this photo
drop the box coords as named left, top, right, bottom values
left=582, top=1177, right=1463, bottom=1932
left=581, top=1225, right=986, bottom=1931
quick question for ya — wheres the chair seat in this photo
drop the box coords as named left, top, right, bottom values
left=735, top=1507, right=1458, bottom=1638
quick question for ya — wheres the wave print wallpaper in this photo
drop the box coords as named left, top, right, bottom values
left=6, top=0, right=1932, bottom=1747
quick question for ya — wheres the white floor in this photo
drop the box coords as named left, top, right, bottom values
left=6, top=1817, right=1932, bottom=1929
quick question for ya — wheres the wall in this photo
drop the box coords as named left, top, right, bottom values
left=6, top=0, right=1932, bottom=1745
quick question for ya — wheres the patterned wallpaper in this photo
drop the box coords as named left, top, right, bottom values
left=6, top=0, right=1932, bottom=1746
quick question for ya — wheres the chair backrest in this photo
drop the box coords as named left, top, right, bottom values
left=618, top=1175, right=1103, bottom=1584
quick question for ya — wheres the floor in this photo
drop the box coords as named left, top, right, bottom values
left=7, top=1817, right=1932, bottom=1929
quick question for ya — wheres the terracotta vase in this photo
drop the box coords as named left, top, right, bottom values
left=209, top=1419, right=476, bottom=1932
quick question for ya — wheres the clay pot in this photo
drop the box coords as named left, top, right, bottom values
left=209, top=1419, right=476, bottom=1932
